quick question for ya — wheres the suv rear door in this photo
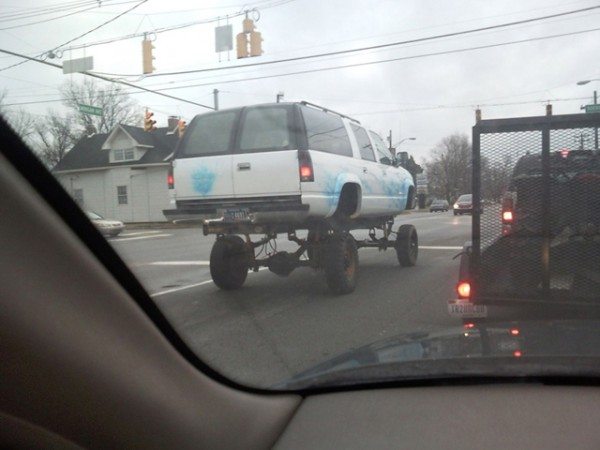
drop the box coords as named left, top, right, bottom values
left=231, top=105, right=301, bottom=198
left=174, top=109, right=238, bottom=200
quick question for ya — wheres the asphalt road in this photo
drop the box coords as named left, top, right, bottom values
left=111, top=210, right=471, bottom=387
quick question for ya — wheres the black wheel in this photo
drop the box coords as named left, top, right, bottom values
left=210, top=235, right=251, bottom=290
left=323, top=233, right=358, bottom=295
left=395, top=224, right=418, bottom=267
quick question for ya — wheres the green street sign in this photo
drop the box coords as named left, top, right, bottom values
left=585, top=104, right=600, bottom=114
left=78, top=104, right=103, bottom=116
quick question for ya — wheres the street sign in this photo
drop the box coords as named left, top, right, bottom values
left=62, top=56, right=94, bottom=74
left=78, top=104, right=103, bottom=116
left=585, top=104, right=600, bottom=114
left=215, top=24, right=233, bottom=52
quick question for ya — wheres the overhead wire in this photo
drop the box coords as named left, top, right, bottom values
left=0, top=0, right=110, bottom=22
left=60, top=0, right=296, bottom=52
left=91, top=5, right=600, bottom=78
left=0, top=1, right=141, bottom=31
left=0, top=0, right=147, bottom=73
left=126, top=26, right=600, bottom=93
left=0, top=47, right=215, bottom=110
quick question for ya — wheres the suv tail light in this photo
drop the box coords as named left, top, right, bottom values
left=298, top=150, right=314, bottom=182
left=167, top=165, right=175, bottom=189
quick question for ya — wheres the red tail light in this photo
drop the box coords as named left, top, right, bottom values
left=167, top=165, right=174, bottom=189
left=457, top=281, right=471, bottom=299
left=298, top=150, right=314, bottom=182
left=501, top=196, right=514, bottom=224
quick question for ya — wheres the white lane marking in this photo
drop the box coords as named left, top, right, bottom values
left=151, top=280, right=214, bottom=297
left=419, top=245, right=462, bottom=250
left=148, top=261, right=210, bottom=266
left=118, top=231, right=163, bottom=237
left=150, top=267, right=268, bottom=298
left=112, top=233, right=172, bottom=242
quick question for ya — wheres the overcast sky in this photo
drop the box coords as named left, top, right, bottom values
left=1, top=0, right=599, bottom=162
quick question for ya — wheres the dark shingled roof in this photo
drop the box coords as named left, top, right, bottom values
left=53, top=125, right=178, bottom=172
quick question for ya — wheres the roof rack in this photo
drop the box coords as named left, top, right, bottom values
left=299, top=101, right=360, bottom=124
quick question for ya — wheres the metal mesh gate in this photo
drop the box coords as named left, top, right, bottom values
left=472, top=113, right=600, bottom=304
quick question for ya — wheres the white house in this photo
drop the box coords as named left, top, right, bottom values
left=53, top=122, right=179, bottom=222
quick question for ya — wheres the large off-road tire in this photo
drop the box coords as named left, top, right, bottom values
left=395, top=224, right=418, bottom=267
left=323, top=233, right=358, bottom=295
left=210, top=235, right=251, bottom=290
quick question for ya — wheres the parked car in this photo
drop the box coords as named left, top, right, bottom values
left=86, top=211, right=125, bottom=237
left=429, top=199, right=449, bottom=212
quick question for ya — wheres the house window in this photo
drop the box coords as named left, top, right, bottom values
left=117, top=185, right=128, bottom=204
left=114, top=148, right=135, bottom=161
left=73, top=188, right=84, bottom=206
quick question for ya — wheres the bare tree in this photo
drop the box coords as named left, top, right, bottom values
left=425, top=133, right=472, bottom=203
left=61, top=78, right=141, bottom=134
left=0, top=90, right=36, bottom=143
left=34, top=112, right=78, bottom=167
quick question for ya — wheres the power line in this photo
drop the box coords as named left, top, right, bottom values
left=61, top=0, right=296, bottom=52
left=132, top=26, right=600, bottom=92
left=0, top=47, right=215, bottom=110
left=0, top=2, right=139, bottom=31
left=0, top=0, right=108, bottom=23
left=96, top=4, right=600, bottom=79
left=0, top=0, right=145, bottom=73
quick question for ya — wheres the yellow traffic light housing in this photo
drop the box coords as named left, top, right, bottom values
left=142, top=38, right=155, bottom=74
left=249, top=31, right=263, bottom=57
left=236, top=32, right=249, bottom=59
left=144, top=110, right=156, bottom=132
left=236, top=16, right=263, bottom=59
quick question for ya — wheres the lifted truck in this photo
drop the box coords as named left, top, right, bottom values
left=165, top=101, right=418, bottom=294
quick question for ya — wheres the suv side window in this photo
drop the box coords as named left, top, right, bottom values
left=301, top=106, right=353, bottom=157
left=369, top=131, right=394, bottom=165
left=351, top=124, right=376, bottom=162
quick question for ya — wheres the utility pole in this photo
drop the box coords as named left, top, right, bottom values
left=594, top=90, right=598, bottom=150
left=213, top=88, right=219, bottom=110
left=276, top=91, right=284, bottom=103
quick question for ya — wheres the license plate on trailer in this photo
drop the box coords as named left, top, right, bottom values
left=448, top=300, right=487, bottom=318
left=222, top=208, right=250, bottom=222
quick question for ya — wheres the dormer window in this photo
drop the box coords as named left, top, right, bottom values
left=114, top=147, right=135, bottom=161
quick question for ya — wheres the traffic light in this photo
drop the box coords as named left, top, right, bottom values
left=236, top=17, right=263, bottom=59
left=144, top=109, right=156, bottom=132
left=236, top=32, right=249, bottom=58
left=249, top=31, right=263, bottom=57
left=177, top=119, right=186, bottom=138
left=142, top=38, right=155, bottom=74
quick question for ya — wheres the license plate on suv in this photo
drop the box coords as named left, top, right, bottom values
left=223, top=208, right=250, bottom=222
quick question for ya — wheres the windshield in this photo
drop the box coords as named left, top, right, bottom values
left=2, top=0, right=600, bottom=391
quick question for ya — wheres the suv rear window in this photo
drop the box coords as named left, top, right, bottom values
left=179, top=110, right=238, bottom=157
left=239, top=107, right=293, bottom=152
left=301, top=106, right=352, bottom=157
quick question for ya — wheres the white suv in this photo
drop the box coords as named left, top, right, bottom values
left=166, top=101, right=415, bottom=226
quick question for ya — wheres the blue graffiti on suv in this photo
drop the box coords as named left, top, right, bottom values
left=191, top=166, right=216, bottom=195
